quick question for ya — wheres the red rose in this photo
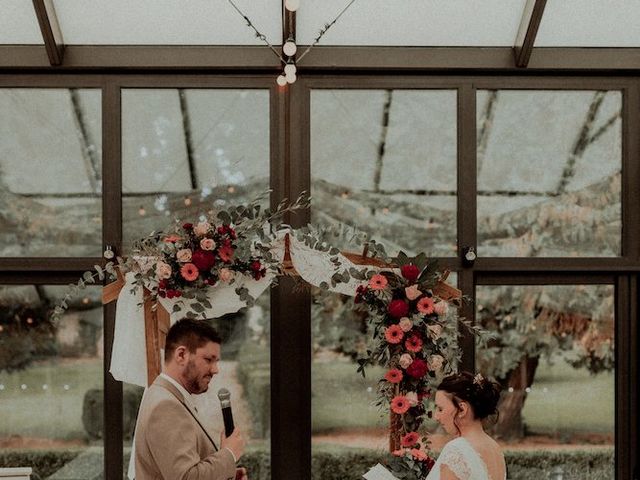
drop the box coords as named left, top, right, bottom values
left=191, top=249, right=216, bottom=271
left=388, top=299, right=409, bottom=319
left=406, top=358, right=429, bottom=379
left=182, top=223, right=193, bottom=230
left=250, top=260, right=262, bottom=272
left=401, top=264, right=420, bottom=282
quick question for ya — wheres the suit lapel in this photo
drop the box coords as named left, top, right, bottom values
left=154, top=376, right=219, bottom=451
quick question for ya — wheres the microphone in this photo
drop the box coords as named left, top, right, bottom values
left=217, top=388, right=235, bottom=437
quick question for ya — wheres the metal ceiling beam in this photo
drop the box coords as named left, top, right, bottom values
left=32, top=0, right=65, bottom=66
left=514, top=0, right=547, bottom=68
left=2, top=45, right=640, bottom=71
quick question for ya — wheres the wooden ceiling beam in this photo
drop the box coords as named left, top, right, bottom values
left=514, top=0, right=547, bottom=68
left=32, top=0, right=65, bottom=66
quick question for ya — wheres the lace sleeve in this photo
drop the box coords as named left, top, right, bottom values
left=437, top=442, right=471, bottom=479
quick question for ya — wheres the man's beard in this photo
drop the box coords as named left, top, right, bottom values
left=184, top=359, right=211, bottom=394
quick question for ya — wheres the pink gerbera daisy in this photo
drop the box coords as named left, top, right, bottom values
left=368, top=274, right=388, bottom=290
left=384, top=325, right=404, bottom=344
left=390, top=395, right=411, bottom=415
left=180, top=263, right=199, bottom=282
left=401, top=431, right=420, bottom=447
left=384, top=368, right=403, bottom=384
left=405, top=334, right=423, bottom=353
left=417, top=296, right=435, bottom=315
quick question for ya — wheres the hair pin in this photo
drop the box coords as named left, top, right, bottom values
left=473, top=373, right=484, bottom=385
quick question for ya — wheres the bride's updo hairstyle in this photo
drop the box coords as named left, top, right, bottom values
left=438, top=371, right=502, bottom=421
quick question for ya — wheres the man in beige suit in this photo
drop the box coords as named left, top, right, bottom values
left=134, top=318, right=247, bottom=480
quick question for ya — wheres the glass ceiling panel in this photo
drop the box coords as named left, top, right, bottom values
left=0, top=0, right=43, bottom=44
left=52, top=0, right=281, bottom=45
left=297, top=0, right=526, bottom=46
left=537, top=0, right=640, bottom=47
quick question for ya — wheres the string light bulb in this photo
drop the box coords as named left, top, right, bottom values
left=184, top=196, right=192, bottom=206
left=285, top=0, right=299, bottom=12
left=284, top=63, right=297, bottom=76
left=276, top=75, right=287, bottom=86
left=285, top=72, right=297, bottom=84
left=283, top=40, right=297, bottom=57
left=138, top=206, right=146, bottom=216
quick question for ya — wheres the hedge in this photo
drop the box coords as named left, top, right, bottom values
left=1, top=445, right=613, bottom=480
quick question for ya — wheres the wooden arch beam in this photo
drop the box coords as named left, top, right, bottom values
left=514, top=0, right=547, bottom=68
left=32, top=0, right=65, bottom=66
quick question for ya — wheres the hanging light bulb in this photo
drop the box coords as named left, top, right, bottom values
left=285, top=0, right=300, bottom=12
left=138, top=206, right=146, bottom=216
left=284, top=63, right=296, bottom=76
left=184, top=196, right=192, bottom=206
left=283, top=40, right=297, bottom=57
left=285, top=71, right=297, bottom=84
left=276, top=75, right=287, bottom=86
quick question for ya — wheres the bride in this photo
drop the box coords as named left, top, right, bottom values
left=426, top=372, right=506, bottom=480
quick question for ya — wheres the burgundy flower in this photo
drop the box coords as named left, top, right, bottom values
left=400, top=264, right=420, bottom=282
left=406, top=358, right=429, bottom=379
left=388, top=299, right=409, bottom=319
left=250, top=260, right=262, bottom=272
left=182, top=222, right=193, bottom=230
left=191, top=249, right=216, bottom=271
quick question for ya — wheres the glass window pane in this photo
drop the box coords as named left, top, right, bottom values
left=476, top=284, right=614, bottom=479
left=477, top=90, right=622, bottom=257
left=0, top=0, right=43, bottom=44
left=0, top=89, right=102, bottom=257
left=297, top=0, right=525, bottom=46
left=0, top=285, right=103, bottom=478
left=311, top=89, right=457, bottom=258
left=121, top=89, right=270, bottom=248
left=52, top=0, right=281, bottom=45
left=537, top=0, right=640, bottom=47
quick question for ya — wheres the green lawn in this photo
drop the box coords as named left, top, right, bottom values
left=311, top=357, right=614, bottom=436
left=0, top=359, right=102, bottom=440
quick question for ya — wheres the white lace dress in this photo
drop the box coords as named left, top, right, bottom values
left=425, top=437, right=505, bottom=480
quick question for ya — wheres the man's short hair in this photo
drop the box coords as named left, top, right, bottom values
left=164, top=318, right=222, bottom=362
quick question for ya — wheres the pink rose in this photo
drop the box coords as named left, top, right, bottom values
left=399, top=353, right=413, bottom=369
left=405, top=284, right=422, bottom=301
left=399, top=317, right=413, bottom=332
left=405, top=391, right=419, bottom=407
left=218, top=268, right=234, bottom=283
left=176, top=248, right=192, bottom=263
left=155, top=261, right=172, bottom=280
left=200, top=238, right=216, bottom=251
left=434, top=301, right=449, bottom=316
left=193, top=221, right=211, bottom=237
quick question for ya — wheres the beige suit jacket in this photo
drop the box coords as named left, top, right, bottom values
left=134, top=376, right=236, bottom=480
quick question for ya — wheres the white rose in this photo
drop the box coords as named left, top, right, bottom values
left=427, top=324, right=443, bottom=340
left=399, top=353, right=413, bottom=369
left=405, top=285, right=422, bottom=301
left=429, top=354, right=444, bottom=371
left=399, top=317, right=413, bottom=332
left=193, top=221, right=211, bottom=237
left=218, top=268, right=234, bottom=283
left=406, top=391, right=419, bottom=407
left=176, top=248, right=192, bottom=263
left=155, top=261, right=172, bottom=279
left=434, top=301, right=449, bottom=316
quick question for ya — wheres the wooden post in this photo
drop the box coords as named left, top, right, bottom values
left=142, top=288, right=171, bottom=386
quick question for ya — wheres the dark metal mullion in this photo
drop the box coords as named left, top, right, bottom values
left=629, top=274, right=639, bottom=480
left=102, top=80, right=123, bottom=480
left=178, top=89, right=198, bottom=190
left=616, top=276, right=631, bottom=479
left=31, top=0, right=64, bottom=66
left=476, top=272, right=615, bottom=285
left=622, top=83, right=640, bottom=260
left=270, top=77, right=311, bottom=479
left=457, top=83, right=477, bottom=372
left=513, top=0, right=547, bottom=68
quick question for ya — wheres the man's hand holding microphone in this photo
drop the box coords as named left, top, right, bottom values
left=218, top=388, right=248, bottom=480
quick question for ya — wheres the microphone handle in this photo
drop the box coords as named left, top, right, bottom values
left=222, top=406, right=235, bottom=436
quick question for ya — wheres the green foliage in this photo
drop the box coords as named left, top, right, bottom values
left=235, top=342, right=271, bottom=438
left=0, top=449, right=82, bottom=480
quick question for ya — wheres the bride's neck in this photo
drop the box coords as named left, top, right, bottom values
left=458, top=420, right=486, bottom=438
